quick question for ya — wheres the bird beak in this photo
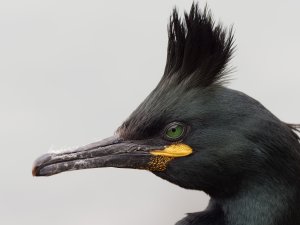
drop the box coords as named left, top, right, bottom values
left=32, top=136, right=168, bottom=176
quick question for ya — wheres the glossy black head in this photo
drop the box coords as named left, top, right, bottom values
left=32, top=3, right=300, bottom=199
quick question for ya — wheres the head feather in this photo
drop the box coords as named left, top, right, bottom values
left=161, top=3, right=235, bottom=89
left=118, top=3, right=235, bottom=140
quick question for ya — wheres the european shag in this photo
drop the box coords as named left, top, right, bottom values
left=32, top=3, right=300, bottom=225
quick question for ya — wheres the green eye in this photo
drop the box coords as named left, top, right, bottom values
left=165, top=122, right=186, bottom=141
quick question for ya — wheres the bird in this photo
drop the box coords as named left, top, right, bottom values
left=32, top=3, right=300, bottom=225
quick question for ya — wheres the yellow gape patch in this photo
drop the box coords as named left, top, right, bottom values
left=147, top=156, right=173, bottom=171
left=150, top=143, right=193, bottom=157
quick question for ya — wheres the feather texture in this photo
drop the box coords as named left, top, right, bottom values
left=162, top=3, right=234, bottom=88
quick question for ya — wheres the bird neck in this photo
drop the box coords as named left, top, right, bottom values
left=176, top=174, right=300, bottom=225
left=217, top=178, right=300, bottom=225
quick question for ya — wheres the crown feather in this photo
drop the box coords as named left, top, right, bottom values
left=162, top=3, right=234, bottom=88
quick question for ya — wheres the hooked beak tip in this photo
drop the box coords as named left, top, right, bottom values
left=32, top=153, right=53, bottom=176
left=32, top=166, right=38, bottom=176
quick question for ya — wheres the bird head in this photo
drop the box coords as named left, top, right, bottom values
left=32, top=4, right=300, bottom=198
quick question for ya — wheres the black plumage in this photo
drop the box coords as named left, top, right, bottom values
left=33, top=3, right=300, bottom=225
left=163, top=4, right=234, bottom=87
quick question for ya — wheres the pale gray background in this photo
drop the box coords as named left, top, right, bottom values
left=1, top=0, right=299, bottom=224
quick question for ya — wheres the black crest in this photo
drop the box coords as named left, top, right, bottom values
left=161, top=3, right=234, bottom=88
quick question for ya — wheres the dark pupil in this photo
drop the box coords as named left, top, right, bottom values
left=171, top=128, right=176, bottom=132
